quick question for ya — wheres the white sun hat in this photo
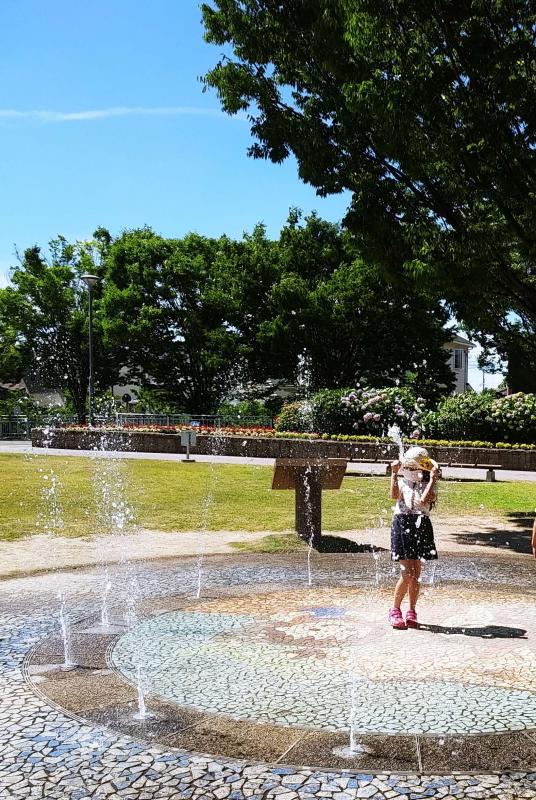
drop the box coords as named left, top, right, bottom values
left=400, top=446, right=438, bottom=472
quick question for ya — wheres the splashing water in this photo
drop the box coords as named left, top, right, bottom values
left=372, top=547, right=382, bottom=587
left=100, top=576, right=112, bottom=628
left=421, top=560, right=437, bottom=586
left=58, top=593, right=75, bottom=671
left=133, top=664, right=155, bottom=721
left=193, top=425, right=226, bottom=597
left=332, top=646, right=374, bottom=759
left=302, top=466, right=316, bottom=587
left=387, top=424, right=405, bottom=460
left=296, top=349, right=313, bottom=395
left=37, top=426, right=64, bottom=537
left=196, top=554, right=204, bottom=599
left=90, top=428, right=135, bottom=627
left=195, top=479, right=215, bottom=599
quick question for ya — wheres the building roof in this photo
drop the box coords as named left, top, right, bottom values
left=0, top=380, right=26, bottom=391
left=445, top=334, right=474, bottom=348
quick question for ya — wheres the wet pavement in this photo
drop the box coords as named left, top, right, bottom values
left=2, top=551, right=536, bottom=798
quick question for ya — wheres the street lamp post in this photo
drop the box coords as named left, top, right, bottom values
left=80, top=274, right=100, bottom=426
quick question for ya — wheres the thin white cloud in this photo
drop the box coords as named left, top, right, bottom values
left=0, top=106, right=243, bottom=122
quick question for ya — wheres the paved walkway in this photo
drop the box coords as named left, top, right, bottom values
left=1, top=553, right=536, bottom=798
left=0, top=529, right=269, bottom=579
left=2, top=440, right=536, bottom=482
left=0, top=511, right=530, bottom=579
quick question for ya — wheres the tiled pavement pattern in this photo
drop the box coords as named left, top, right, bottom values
left=112, top=586, right=536, bottom=736
left=1, top=553, right=536, bottom=798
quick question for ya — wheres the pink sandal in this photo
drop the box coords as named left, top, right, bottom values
left=388, top=608, right=406, bottom=629
left=405, top=609, right=418, bottom=628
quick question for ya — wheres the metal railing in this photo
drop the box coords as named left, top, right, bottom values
left=115, top=413, right=274, bottom=429
left=0, top=415, right=80, bottom=440
left=0, top=413, right=274, bottom=439
left=0, top=416, right=31, bottom=439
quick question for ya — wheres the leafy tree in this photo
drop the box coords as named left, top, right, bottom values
left=217, top=399, right=273, bottom=425
left=202, top=1, right=536, bottom=379
left=0, top=236, right=114, bottom=422
left=493, top=329, right=536, bottom=394
left=210, top=222, right=282, bottom=391
left=307, top=260, right=453, bottom=399
left=230, top=212, right=453, bottom=400
left=252, top=211, right=356, bottom=384
left=0, top=217, right=455, bottom=420
left=101, top=228, right=243, bottom=412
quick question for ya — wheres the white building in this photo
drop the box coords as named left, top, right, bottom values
left=444, top=334, right=473, bottom=393
left=0, top=379, right=64, bottom=408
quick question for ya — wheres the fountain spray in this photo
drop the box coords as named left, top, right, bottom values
left=58, top=593, right=76, bottom=671
left=133, top=664, right=155, bottom=720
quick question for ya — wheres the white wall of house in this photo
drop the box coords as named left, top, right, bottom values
left=443, top=335, right=473, bottom=393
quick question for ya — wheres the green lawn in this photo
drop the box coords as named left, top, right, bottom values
left=0, top=454, right=534, bottom=541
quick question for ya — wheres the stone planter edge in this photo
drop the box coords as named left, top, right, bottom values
left=30, top=429, right=536, bottom=471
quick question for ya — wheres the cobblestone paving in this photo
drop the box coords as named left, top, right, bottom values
left=112, top=585, right=536, bottom=735
left=1, top=555, right=536, bottom=798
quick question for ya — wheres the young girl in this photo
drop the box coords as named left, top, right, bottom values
left=388, top=446, right=439, bottom=629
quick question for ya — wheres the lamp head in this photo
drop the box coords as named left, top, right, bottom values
left=80, top=274, right=100, bottom=290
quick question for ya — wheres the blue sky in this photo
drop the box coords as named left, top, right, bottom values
left=0, top=0, right=499, bottom=388
left=0, top=0, right=347, bottom=283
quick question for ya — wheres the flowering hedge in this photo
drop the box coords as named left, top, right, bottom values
left=55, top=422, right=536, bottom=449
left=274, top=431, right=536, bottom=449
left=274, top=388, right=536, bottom=446
left=275, top=386, right=425, bottom=437
left=60, top=423, right=275, bottom=437
left=56, top=424, right=536, bottom=450
left=422, top=391, right=536, bottom=444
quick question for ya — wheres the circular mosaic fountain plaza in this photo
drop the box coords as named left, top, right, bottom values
left=111, top=586, right=536, bottom=738
left=27, top=552, right=536, bottom=778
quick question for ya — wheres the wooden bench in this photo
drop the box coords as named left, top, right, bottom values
left=350, top=455, right=390, bottom=464
left=438, top=462, right=502, bottom=482
left=348, top=457, right=393, bottom=475
left=348, top=460, right=501, bottom=481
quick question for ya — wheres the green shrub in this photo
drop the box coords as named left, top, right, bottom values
left=340, top=385, right=424, bottom=437
left=276, top=386, right=536, bottom=445
left=277, top=386, right=425, bottom=436
left=310, top=388, right=356, bottom=434
left=487, top=392, right=536, bottom=443
left=422, top=391, right=536, bottom=444
left=273, top=430, right=536, bottom=449
left=420, top=392, right=494, bottom=440
left=217, top=400, right=272, bottom=426
left=276, top=392, right=361, bottom=433
left=275, top=401, right=314, bottom=432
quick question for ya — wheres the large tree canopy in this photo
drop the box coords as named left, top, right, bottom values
left=239, top=212, right=453, bottom=399
left=0, top=218, right=454, bottom=416
left=101, top=228, right=244, bottom=413
left=201, top=0, right=536, bottom=383
left=0, top=235, right=114, bottom=422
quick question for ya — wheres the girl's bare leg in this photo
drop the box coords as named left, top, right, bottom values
left=407, top=559, right=422, bottom=610
left=393, top=560, right=411, bottom=608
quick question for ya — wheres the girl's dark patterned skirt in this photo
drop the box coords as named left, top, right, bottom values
left=390, top=513, right=438, bottom=561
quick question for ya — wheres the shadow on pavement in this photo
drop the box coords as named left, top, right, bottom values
left=418, top=623, right=527, bottom=639
left=453, top=512, right=533, bottom=555
left=313, top=536, right=386, bottom=554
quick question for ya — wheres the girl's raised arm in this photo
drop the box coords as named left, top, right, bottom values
left=390, top=460, right=400, bottom=499
left=421, top=466, right=439, bottom=506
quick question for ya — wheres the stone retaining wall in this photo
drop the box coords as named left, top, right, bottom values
left=31, top=428, right=536, bottom=471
